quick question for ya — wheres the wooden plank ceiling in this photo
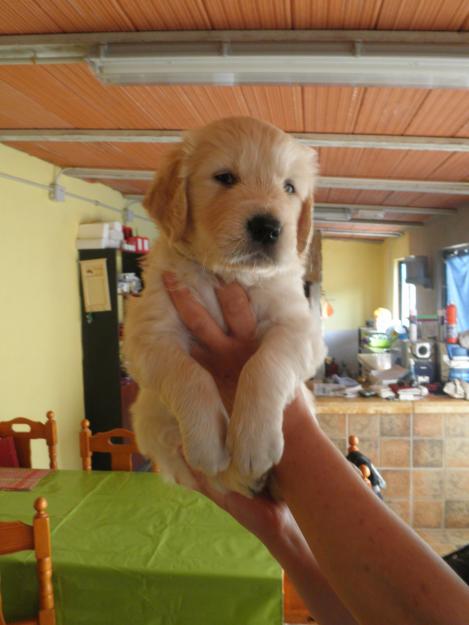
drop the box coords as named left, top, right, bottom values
left=1, top=0, right=469, bottom=239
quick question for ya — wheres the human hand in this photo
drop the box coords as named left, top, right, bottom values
left=162, top=272, right=258, bottom=412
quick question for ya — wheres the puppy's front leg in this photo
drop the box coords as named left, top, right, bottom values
left=147, top=339, right=230, bottom=476
left=227, top=318, right=325, bottom=493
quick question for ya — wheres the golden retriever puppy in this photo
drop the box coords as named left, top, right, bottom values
left=124, top=116, right=326, bottom=494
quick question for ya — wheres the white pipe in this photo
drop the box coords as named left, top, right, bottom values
left=0, top=171, right=151, bottom=222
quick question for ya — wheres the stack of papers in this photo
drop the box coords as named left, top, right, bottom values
left=397, top=386, right=429, bottom=401
left=76, top=221, right=123, bottom=250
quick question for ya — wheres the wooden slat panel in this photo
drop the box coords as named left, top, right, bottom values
left=318, top=222, right=402, bottom=232
left=1, top=0, right=468, bottom=34
left=354, top=88, right=430, bottom=135
left=241, top=86, right=303, bottom=131
left=0, top=0, right=210, bottom=34
left=404, top=90, right=469, bottom=138
left=424, top=153, right=469, bottom=182
left=376, top=0, right=469, bottom=31
left=353, top=190, right=392, bottom=205
left=318, top=148, right=451, bottom=180
left=303, top=87, right=364, bottom=133
left=383, top=191, right=469, bottom=208
left=4, top=141, right=162, bottom=169
left=0, top=80, right=71, bottom=128
left=119, top=0, right=212, bottom=30
left=321, top=189, right=363, bottom=204
left=203, top=0, right=291, bottom=29
left=292, top=0, right=383, bottom=29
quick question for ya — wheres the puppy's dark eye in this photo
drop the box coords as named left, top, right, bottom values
left=214, top=171, right=238, bottom=187
left=284, top=180, right=295, bottom=194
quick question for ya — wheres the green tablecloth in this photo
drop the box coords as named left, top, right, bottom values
left=0, top=470, right=282, bottom=625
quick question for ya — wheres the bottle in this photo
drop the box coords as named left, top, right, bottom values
left=409, top=311, right=418, bottom=342
left=446, top=303, right=458, bottom=344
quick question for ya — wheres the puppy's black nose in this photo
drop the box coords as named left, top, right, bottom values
left=247, top=214, right=282, bottom=245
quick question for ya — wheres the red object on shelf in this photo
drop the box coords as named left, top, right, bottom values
left=123, top=226, right=133, bottom=240
left=446, top=303, right=458, bottom=344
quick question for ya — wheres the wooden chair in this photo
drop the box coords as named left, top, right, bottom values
left=0, top=497, right=55, bottom=625
left=80, top=419, right=141, bottom=471
left=0, top=412, right=57, bottom=470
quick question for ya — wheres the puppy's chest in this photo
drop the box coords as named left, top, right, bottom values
left=189, top=278, right=284, bottom=339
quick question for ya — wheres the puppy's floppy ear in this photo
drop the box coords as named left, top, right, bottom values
left=144, top=145, right=188, bottom=242
left=297, top=148, right=318, bottom=258
left=297, top=194, right=314, bottom=258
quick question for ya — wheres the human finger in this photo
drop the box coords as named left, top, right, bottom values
left=163, top=272, right=229, bottom=351
left=216, top=282, right=257, bottom=340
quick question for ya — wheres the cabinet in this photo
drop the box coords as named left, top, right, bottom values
left=78, top=248, right=143, bottom=469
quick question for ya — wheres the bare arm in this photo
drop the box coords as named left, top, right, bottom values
left=164, top=273, right=469, bottom=625
left=277, top=394, right=469, bottom=625
left=164, top=274, right=358, bottom=625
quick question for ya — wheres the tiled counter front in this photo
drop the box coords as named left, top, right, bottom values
left=316, top=397, right=469, bottom=529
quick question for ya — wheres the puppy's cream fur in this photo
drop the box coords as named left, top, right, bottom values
left=124, top=117, right=326, bottom=494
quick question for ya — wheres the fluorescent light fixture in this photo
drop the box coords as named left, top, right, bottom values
left=87, top=40, right=469, bottom=88
left=356, top=209, right=385, bottom=220
left=315, top=208, right=351, bottom=222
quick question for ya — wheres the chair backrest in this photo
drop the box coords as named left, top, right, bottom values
left=0, top=413, right=57, bottom=470
left=80, top=419, right=140, bottom=471
left=0, top=497, right=55, bottom=625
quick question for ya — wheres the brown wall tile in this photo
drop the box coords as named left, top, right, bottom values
left=387, top=500, right=410, bottom=525
left=348, top=414, right=379, bottom=438
left=446, top=501, right=469, bottom=528
left=445, top=415, right=469, bottom=438
left=381, top=414, right=410, bottom=437
left=413, top=501, right=443, bottom=528
left=381, top=469, right=410, bottom=499
left=381, top=439, right=410, bottom=468
left=331, top=438, right=346, bottom=455
left=413, top=414, right=443, bottom=438
left=413, top=470, right=444, bottom=500
left=354, top=438, right=379, bottom=465
left=413, top=440, right=443, bottom=468
left=446, top=440, right=469, bottom=468
left=445, top=470, right=469, bottom=499
left=318, top=414, right=346, bottom=438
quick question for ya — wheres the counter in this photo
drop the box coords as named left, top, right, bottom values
left=315, top=396, right=469, bottom=529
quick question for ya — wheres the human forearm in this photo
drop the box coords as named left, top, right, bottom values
left=263, top=519, right=358, bottom=625
left=275, top=395, right=469, bottom=625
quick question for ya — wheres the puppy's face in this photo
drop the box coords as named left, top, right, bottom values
left=145, top=117, right=317, bottom=273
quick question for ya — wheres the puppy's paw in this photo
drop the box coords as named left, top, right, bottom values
left=227, top=406, right=284, bottom=491
left=182, top=409, right=230, bottom=476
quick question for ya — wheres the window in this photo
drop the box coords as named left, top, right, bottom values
left=398, top=260, right=417, bottom=327
left=443, top=244, right=469, bottom=333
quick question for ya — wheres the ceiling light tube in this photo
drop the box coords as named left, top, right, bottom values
left=87, top=40, right=469, bottom=88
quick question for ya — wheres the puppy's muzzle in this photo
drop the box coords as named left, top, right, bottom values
left=246, top=214, right=282, bottom=246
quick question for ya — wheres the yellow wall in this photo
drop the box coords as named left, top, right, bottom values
left=0, top=143, right=156, bottom=469
left=382, top=232, right=410, bottom=317
left=322, top=239, right=386, bottom=332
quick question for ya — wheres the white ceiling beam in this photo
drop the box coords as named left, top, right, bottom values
left=3, top=129, right=469, bottom=153
left=319, top=229, right=401, bottom=238
left=63, top=168, right=469, bottom=195
left=320, top=176, right=469, bottom=194
left=315, top=219, right=422, bottom=229
left=124, top=195, right=459, bottom=215
left=63, top=168, right=155, bottom=181
left=315, top=202, right=457, bottom=216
